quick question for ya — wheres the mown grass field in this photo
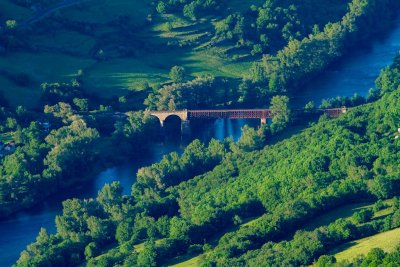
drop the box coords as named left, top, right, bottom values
left=332, top=227, right=400, bottom=262
left=62, top=0, right=151, bottom=25
left=0, top=0, right=254, bottom=108
left=304, top=203, right=374, bottom=231
left=0, top=0, right=32, bottom=21
left=0, top=52, right=94, bottom=108
left=304, top=200, right=394, bottom=231
left=170, top=254, right=202, bottom=267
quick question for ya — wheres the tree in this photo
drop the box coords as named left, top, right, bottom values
left=369, top=176, right=394, bottom=199
left=365, top=248, right=386, bottom=264
left=235, top=125, right=266, bottom=152
left=367, top=88, right=380, bottom=102
left=156, top=1, right=167, bottom=14
left=169, top=66, right=186, bottom=83
left=183, top=3, right=197, bottom=19
left=84, top=242, right=99, bottom=260
left=393, top=197, right=400, bottom=210
left=5, top=20, right=17, bottom=29
left=270, top=95, right=291, bottom=127
left=137, top=242, right=157, bottom=267
left=169, top=217, right=190, bottom=240
left=315, top=255, right=336, bottom=267
left=352, top=209, right=373, bottom=224
left=6, top=117, right=17, bottom=130
left=375, top=67, right=400, bottom=94
left=87, top=217, right=113, bottom=241
left=304, top=101, right=315, bottom=111
left=44, top=102, right=74, bottom=123
left=155, top=216, right=170, bottom=237
left=73, top=98, right=89, bottom=112
left=97, top=181, right=123, bottom=207
left=116, top=220, right=133, bottom=244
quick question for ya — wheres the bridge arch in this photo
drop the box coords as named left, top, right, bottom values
left=163, top=114, right=183, bottom=126
left=149, top=110, right=188, bottom=127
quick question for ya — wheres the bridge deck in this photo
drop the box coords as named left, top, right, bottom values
left=150, top=108, right=346, bottom=120
left=188, top=109, right=273, bottom=119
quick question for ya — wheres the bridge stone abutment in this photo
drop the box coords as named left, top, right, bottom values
left=150, top=110, right=189, bottom=127
left=148, top=107, right=349, bottom=135
left=260, top=118, right=268, bottom=126
left=181, top=120, right=191, bottom=136
left=150, top=110, right=190, bottom=135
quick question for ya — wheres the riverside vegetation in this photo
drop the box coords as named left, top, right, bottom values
left=15, top=47, right=400, bottom=267
left=0, top=0, right=395, bottom=220
left=0, top=0, right=398, bottom=108
left=0, top=0, right=400, bottom=266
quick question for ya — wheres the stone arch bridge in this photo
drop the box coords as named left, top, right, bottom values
left=149, top=107, right=347, bottom=133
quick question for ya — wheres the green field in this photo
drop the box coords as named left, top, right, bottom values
left=61, top=0, right=152, bottom=25
left=170, top=255, right=202, bottom=267
left=332, top=227, right=400, bottom=262
left=304, top=200, right=394, bottom=231
left=0, top=52, right=94, bottom=108
left=304, top=203, right=373, bottom=231
left=0, top=1, right=32, bottom=21
left=0, top=0, right=255, bottom=108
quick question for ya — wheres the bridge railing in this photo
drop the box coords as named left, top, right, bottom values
left=149, top=107, right=348, bottom=120
left=189, top=109, right=273, bottom=119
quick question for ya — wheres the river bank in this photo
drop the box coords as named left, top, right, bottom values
left=2, top=15, right=400, bottom=267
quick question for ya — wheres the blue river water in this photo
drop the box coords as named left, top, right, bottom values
left=0, top=18, right=400, bottom=267
left=293, top=18, right=400, bottom=107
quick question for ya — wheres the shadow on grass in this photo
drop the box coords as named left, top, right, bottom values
left=330, top=241, right=358, bottom=255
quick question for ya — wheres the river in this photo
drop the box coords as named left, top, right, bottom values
left=1, top=19, right=400, bottom=267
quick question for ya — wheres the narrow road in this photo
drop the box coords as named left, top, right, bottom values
left=19, top=0, right=89, bottom=28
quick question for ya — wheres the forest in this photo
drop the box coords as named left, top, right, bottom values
left=0, top=0, right=390, bottom=221
left=14, top=52, right=400, bottom=267
left=0, top=0, right=400, bottom=266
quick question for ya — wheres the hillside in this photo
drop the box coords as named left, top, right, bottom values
left=0, top=0, right=382, bottom=108
left=1, top=0, right=400, bottom=266
left=332, top=227, right=400, bottom=262
left=15, top=52, right=400, bottom=266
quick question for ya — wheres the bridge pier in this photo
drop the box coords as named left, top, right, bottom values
left=149, top=108, right=349, bottom=137
left=261, top=118, right=268, bottom=126
left=181, top=120, right=191, bottom=136
left=155, top=118, right=190, bottom=137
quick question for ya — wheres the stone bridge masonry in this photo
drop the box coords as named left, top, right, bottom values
left=149, top=110, right=189, bottom=127
left=149, top=107, right=348, bottom=135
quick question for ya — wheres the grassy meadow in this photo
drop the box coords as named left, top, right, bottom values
left=0, top=1, right=32, bottom=21
left=332, top=227, right=400, bottom=262
left=0, top=0, right=254, bottom=109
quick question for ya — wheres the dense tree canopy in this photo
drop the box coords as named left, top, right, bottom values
left=2, top=0, right=400, bottom=266
left=15, top=53, right=400, bottom=266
